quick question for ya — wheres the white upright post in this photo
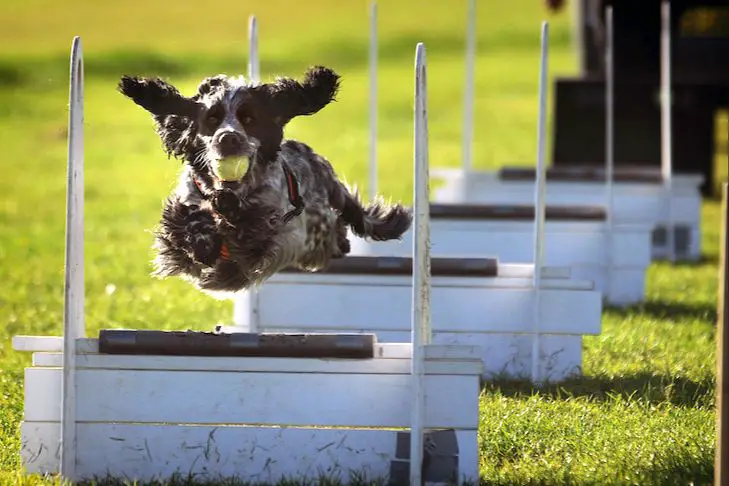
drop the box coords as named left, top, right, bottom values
left=248, top=15, right=260, bottom=83
left=604, top=6, right=614, bottom=299
left=462, top=0, right=476, bottom=173
left=531, top=22, right=549, bottom=385
left=660, top=1, right=675, bottom=262
left=369, top=1, right=378, bottom=201
left=410, top=42, right=432, bottom=486
left=61, top=35, right=85, bottom=481
left=231, top=15, right=262, bottom=335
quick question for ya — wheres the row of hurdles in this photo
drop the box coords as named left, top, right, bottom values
left=219, top=15, right=601, bottom=384
left=225, top=2, right=703, bottom=375
left=230, top=1, right=702, bottom=318
left=13, top=36, right=484, bottom=485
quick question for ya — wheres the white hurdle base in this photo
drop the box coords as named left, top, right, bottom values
left=432, top=168, right=703, bottom=261
left=348, top=218, right=652, bottom=306
left=13, top=337, right=483, bottom=485
left=230, top=261, right=602, bottom=382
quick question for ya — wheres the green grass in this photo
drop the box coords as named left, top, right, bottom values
left=0, top=0, right=727, bottom=484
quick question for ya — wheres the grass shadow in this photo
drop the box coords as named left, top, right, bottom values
left=654, top=254, right=720, bottom=267
left=485, top=371, right=715, bottom=408
left=605, top=299, right=717, bottom=322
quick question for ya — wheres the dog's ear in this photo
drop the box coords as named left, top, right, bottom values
left=118, top=76, right=201, bottom=119
left=264, top=66, right=340, bottom=125
left=118, top=76, right=203, bottom=160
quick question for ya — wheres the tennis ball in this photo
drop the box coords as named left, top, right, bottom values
left=212, top=156, right=249, bottom=181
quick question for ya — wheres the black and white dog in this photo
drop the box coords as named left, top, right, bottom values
left=118, top=66, right=411, bottom=294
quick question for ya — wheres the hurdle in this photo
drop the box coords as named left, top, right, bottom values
left=349, top=20, right=647, bottom=306
left=430, top=0, right=703, bottom=263
left=230, top=22, right=602, bottom=382
left=11, top=38, right=483, bottom=485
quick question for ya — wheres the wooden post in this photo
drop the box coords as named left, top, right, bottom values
left=716, top=182, right=729, bottom=485
left=61, top=35, right=85, bottom=481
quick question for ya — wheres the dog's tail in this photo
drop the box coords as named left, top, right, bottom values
left=336, top=184, right=413, bottom=241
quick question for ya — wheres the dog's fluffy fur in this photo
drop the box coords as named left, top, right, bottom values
left=118, top=67, right=412, bottom=294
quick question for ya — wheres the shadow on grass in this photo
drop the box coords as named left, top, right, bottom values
left=485, top=371, right=715, bottom=408
left=0, top=28, right=572, bottom=88
left=654, top=254, right=720, bottom=267
left=605, top=298, right=717, bottom=323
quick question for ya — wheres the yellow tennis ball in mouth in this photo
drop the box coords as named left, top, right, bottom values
left=212, top=156, right=249, bottom=181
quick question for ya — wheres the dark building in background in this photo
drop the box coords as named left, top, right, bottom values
left=551, top=0, right=729, bottom=196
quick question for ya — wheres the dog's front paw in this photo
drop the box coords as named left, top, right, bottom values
left=212, top=188, right=243, bottom=221
left=184, top=211, right=223, bottom=266
left=188, top=232, right=223, bottom=267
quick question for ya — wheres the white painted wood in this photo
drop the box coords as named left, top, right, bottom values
left=432, top=170, right=702, bottom=261
left=24, top=367, right=479, bottom=429
left=13, top=336, right=97, bottom=354
left=604, top=6, right=614, bottom=298
left=411, top=41, right=430, bottom=486
left=348, top=218, right=650, bottom=305
left=231, top=286, right=258, bottom=333
left=462, top=0, right=476, bottom=173
left=62, top=35, right=85, bottom=482
left=531, top=21, right=549, bottom=384
left=26, top=334, right=583, bottom=384
left=248, top=15, right=260, bottom=83
left=497, top=263, right=570, bottom=279
left=226, top=271, right=601, bottom=379
left=30, top=351, right=484, bottom=376
left=15, top=337, right=478, bottom=360
left=434, top=333, right=584, bottom=382
left=660, top=0, right=675, bottom=262
left=21, top=422, right=479, bottom=484
left=13, top=335, right=73, bottom=352
left=254, top=283, right=601, bottom=335
left=369, top=1, right=378, bottom=201
left=241, top=271, right=592, bottom=290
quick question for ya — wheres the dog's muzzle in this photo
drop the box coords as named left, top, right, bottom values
left=215, top=131, right=245, bottom=158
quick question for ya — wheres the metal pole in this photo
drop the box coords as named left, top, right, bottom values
left=604, top=5, right=614, bottom=300
left=369, top=1, right=378, bottom=201
left=660, top=1, right=675, bottom=262
left=410, top=42, right=432, bottom=486
left=531, top=22, right=549, bottom=385
left=248, top=15, right=260, bottom=83
left=462, top=0, right=476, bottom=173
left=61, top=35, right=85, bottom=481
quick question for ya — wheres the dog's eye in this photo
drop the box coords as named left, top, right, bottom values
left=206, top=114, right=221, bottom=126
left=237, top=107, right=254, bottom=125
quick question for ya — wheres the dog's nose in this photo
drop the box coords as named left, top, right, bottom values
left=217, top=131, right=242, bottom=157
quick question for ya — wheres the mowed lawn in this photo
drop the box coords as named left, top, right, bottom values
left=0, top=0, right=726, bottom=484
